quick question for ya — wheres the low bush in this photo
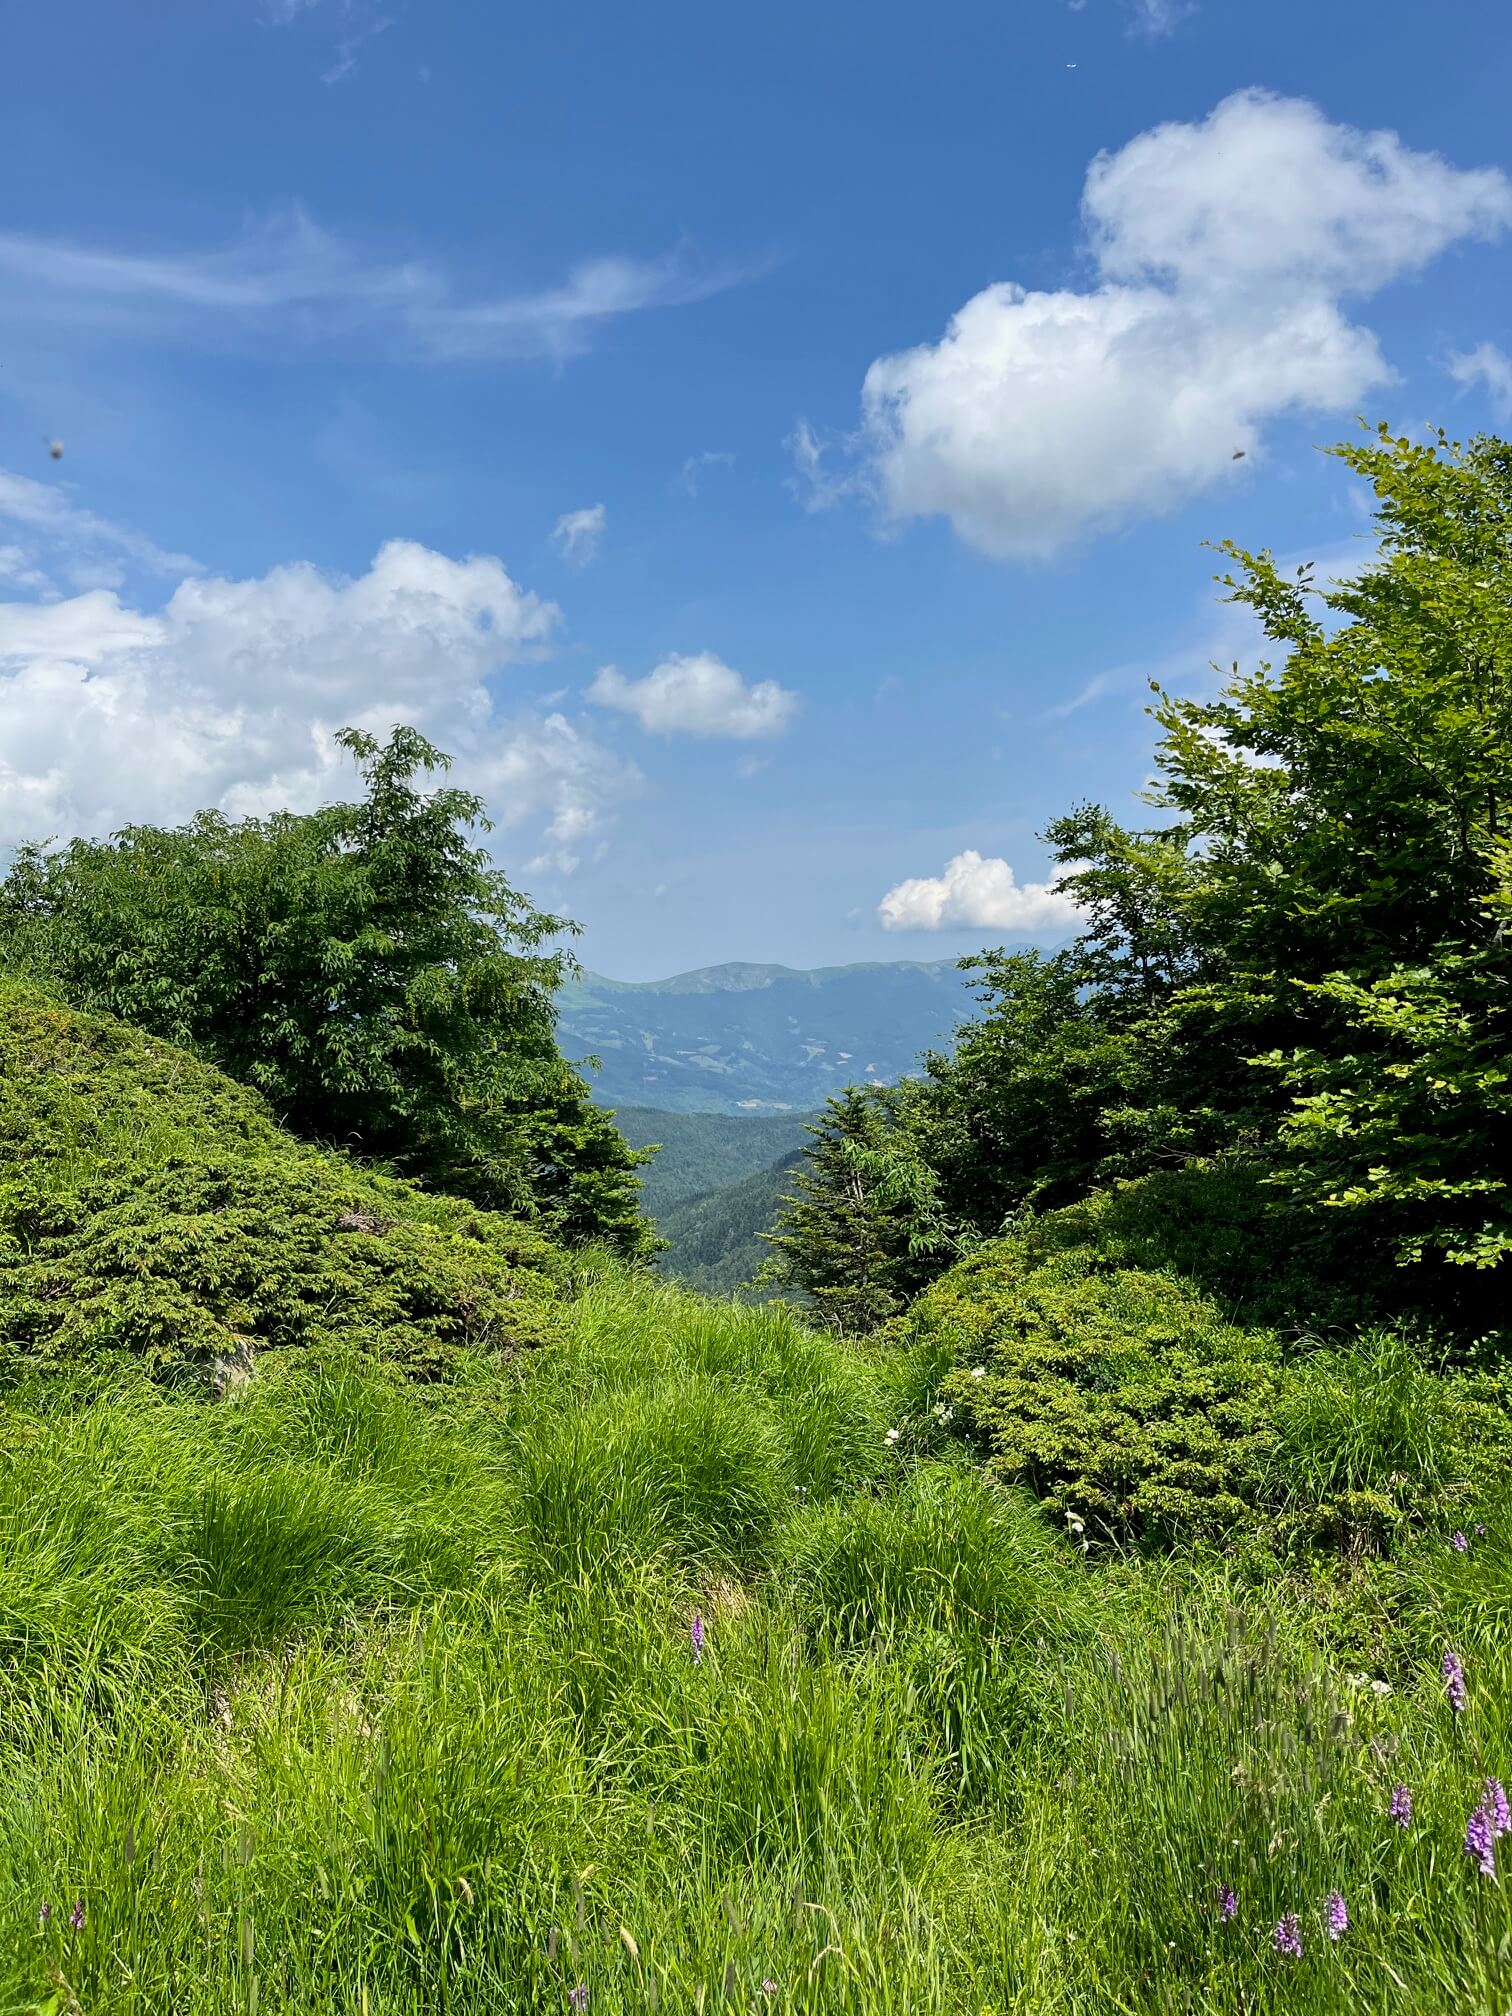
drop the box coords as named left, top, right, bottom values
left=917, top=1241, right=1279, bottom=1542
left=905, top=1195, right=1510, bottom=1556
left=0, top=982, right=563, bottom=1379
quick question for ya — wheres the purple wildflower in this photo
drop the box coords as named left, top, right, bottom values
left=1486, top=1778, right=1511, bottom=1837
left=1218, top=1884, right=1237, bottom=1923
left=1325, top=1891, right=1348, bottom=1942
left=69, top=1900, right=84, bottom=1932
left=1273, top=1913, right=1302, bottom=1959
left=1476, top=1523, right=1487, bottom=1537
left=569, top=1988, right=588, bottom=2012
left=1466, top=1800, right=1498, bottom=1879
left=1452, top=1530, right=1469, bottom=1553
left=761, top=1983, right=778, bottom=1997
left=37, top=1903, right=51, bottom=1928
left=1444, top=1649, right=1468, bottom=1713
left=1389, top=1784, right=1413, bottom=1829
left=690, top=1611, right=705, bottom=1664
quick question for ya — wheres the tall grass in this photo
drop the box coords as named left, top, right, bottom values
left=3, top=1272, right=1510, bottom=2011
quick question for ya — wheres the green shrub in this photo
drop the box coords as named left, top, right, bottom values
left=905, top=1203, right=1511, bottom=1557
left=0, top=982, right=563, bottom=1377
left=917, top=1240, right=1279, bottom=1543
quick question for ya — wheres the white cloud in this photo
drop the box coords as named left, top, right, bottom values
left=588, top=651, right=798, bottom=739
left=878, top=851, right=1084, bottom=934
left=676, top=450, right=735, bottom=498
left=0, top=538, right=638, bottom=859
left=0, top=210, right=764, bottom=365
left=321, top=11, right=393, bottom=84
left=550, top=503, right=606, bottom=568
left=1449, top=341, right=1512, bottom=419
left=1126, top=0, right=1195, bottom=34
left=0, top=467, right=197, bottom=579
left=786, top=419, right=855, bottom=512
left=0, top=544, right=53, bottom=594
left=851, top=91, right=1511, bottom=557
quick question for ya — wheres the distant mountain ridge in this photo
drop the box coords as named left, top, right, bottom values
left=556, top=956, right=980, bottom=1116
left=571, top=959, right=964, bottom=998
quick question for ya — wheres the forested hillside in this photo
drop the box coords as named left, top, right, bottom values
left=3, top=426, right=1512, bottom=2013
left=608, top=1106, right=816, bottom=1217
left=651, top=1149, right=807, bottom=1296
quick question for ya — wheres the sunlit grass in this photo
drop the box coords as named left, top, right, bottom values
left=3, top=1270, right=1511, bottom=2012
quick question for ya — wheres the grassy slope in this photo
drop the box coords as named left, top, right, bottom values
left=4, top=995, right=1512, bottom=2010
left=5, top=1272, right=1512, bottom=2011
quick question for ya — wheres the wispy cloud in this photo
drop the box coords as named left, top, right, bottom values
left=0, top=211, right=768, bottom=364
left=551, top=504, right=606, bottom=568
left=322, top=12, right=393, bottom=84
left=676, top=450, right=735, bottom=498
left=0, top=468, right=199, bottom=582
left=1449, top=341, right=1512, bottom=419
left=1125, top=0, right=1197, bottom=37
left=785, top=419, right=859, bottom=512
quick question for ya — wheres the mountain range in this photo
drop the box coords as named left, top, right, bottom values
left=556, top=957, right=992, bottom=1293
left=556, top=958, right=979, bottom=1116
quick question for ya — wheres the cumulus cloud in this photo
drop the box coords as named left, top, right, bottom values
left=878, top=852, right=1084, bottom=934
left=1449, top=341, right=1512, bottom=419
left=0, top=538, right=637, bottom=860
left=550, top=503, right=606, bottom=567
left=588, top=651, right=798, bottom=739
left=850, top=90, right=1511, bottom=557
left=0, top=210, right=765, bottom=365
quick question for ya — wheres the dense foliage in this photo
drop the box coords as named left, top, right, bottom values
left=0, top=727, right=653, bottom=1258
left=0, top=981, right=563, bottom=1379
left=900, top=1171, right=1510, bottom=1553
left=767, top=427, right=1512, bottom=1349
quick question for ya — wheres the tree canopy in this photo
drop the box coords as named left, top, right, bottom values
left=0, top=726, right=654, bottom=1258
left=766, top=425, right=1512, bottom=1343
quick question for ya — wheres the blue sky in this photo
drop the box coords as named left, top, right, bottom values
left=2, top=0, right=1510, bottom=979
